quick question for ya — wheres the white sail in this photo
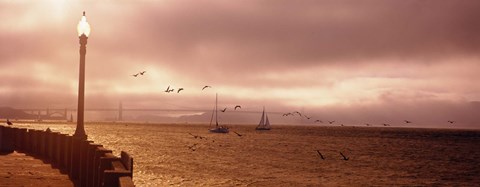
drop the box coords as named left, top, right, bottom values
left=256, top=106, right=271, bottom=130
left=265, top=114, right=270, bottom=127
left=258, top=108, right=265, bottom=126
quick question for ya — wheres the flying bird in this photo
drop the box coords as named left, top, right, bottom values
left=132, top=73, right=139, bottom=77
left=304, top=115, right=311, bottom=120
left=177, top=88, right=184, bottom=93
left=202, top=86, right=211, bottom=90
left=165, top=86, right=171, bottom=93
left=383, top=123, right=390, bottom=126
left=220, top=108, right=227, bottom=112
left=328, top=120, right=335, bottom=124
left=234, top=105, right=241, bottom=110
left=188, top=133, right=198, bottom=139
left=233, top=131, right=243, bottom=137
left=282, top=113, right=292, bottom=116
left=139, top=71, right=146, bottom=75
left=293, top=111, right=302, bottom=116
left=188, top=133, right=206, bottom=140
left=404, top=120, right=412, bottom=124
left=316, top=150, right=325, bottom=160
left=6, top=119, right=12, bottom=126
left=314, top=120, right=323, bottom=123
left=339, top=152, right=349, bottom=160
left=447, top=120, right=455, bottom=124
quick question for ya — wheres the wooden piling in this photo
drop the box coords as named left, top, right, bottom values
left=86, top=144, right=102, bottom=187
left=79, top=140, right=93, bottom=187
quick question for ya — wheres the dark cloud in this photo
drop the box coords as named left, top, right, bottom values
left=110, top=0, right=480, bottom=72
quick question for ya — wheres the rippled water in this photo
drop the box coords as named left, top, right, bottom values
left=13, top=122, right=480, bottom=186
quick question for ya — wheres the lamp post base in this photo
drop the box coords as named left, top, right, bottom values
left=73, top=132, right=87, bottom=140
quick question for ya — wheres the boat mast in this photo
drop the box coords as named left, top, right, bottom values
left=209, top=105, right=215, bottom=126
left=215, top=93, right=218, bottom=127
left=258, top=106, right=265, bottom=127
left=263, top=106, right=265, bottom=125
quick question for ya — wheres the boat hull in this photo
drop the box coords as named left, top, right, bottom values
left=209, top=127, right=229, bottom=133
left=255, top=127, right=271, bottom=131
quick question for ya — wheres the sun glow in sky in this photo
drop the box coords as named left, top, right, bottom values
left=1, top=0, right=479, bottom=127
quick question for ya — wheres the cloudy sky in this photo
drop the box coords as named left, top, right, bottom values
left=1, top=0, right=479, bottom=127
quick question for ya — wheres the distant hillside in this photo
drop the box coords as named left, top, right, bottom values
left=0, top=107, right=36, bottom=119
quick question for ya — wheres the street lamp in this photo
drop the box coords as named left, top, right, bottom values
left=74, top=11, right=90, bottom=140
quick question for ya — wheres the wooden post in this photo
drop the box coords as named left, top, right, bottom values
left=98, top=153, right=118, bottom=187
left=39, top=130, right=46, bottom=158
left=4, top=127, right=14, bottom=153
left=86, top=144, right=102, bottom=187
left=79, top=140, right=93, bottom=187
left=27, top=129, right=32, bottom=153
left=65, top=135, right=73, bottom=175
left=57, top=134, right=66, bottom=169
left=70, top=137, right=83, bottom=182
left=50, top=132, right=60, bottom=163
left=53, top=133, right=59, bottom=165
left=18, top=128, right=27, bottom=152
left=0, top=126, right=9, bottom=152
left=119, top=176, right=135, bottom=187
left=32, top=130, right=39, bottom=155
left=46, top=131, right=53, bottom=161
left=55, top=133, right=64, bottom=169
left=13, top=128, right=21, bottom=152
left=28, top=129, right=34, bottom=154
left=120, top=151, right=134, bottom=177
left=104, top=170, right=132, bottom=187
left=94, top=147, right=112, bottom=187
left=13, top=128, right=20, bottom=150
left=0, top=126, right=3, bottom=151
left=104, top=158, right=133, bottom=187
left=23, top=129, right=31, bottom=154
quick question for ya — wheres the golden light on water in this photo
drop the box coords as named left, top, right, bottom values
left=77, top=13, right=90, bottom=37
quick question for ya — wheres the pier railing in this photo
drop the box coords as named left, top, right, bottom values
left=0, top=125, right=134, bottom=187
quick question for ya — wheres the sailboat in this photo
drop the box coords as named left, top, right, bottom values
left=209, top=93, right=229, bottom=133
left=256, top=106, right=271, bottom=130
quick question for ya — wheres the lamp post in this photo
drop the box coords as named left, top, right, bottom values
left=74, top=11, right=90, bottom=140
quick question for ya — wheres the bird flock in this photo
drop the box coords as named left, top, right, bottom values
left=187, top=130, right=352, bottom=162
left=129, top=70, right=459, bottom=128
left=281, top=110, right=458, bottom=127
left=131, top=71, right=146, bottom=77
left=131, top=71, right=245, bottom=112
left=186, top=131, right=238, bottom=151
left=162, top=85, right=213, bottom=94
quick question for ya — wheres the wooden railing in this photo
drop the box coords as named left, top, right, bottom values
left=0, top=125, right=135, bottom=187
